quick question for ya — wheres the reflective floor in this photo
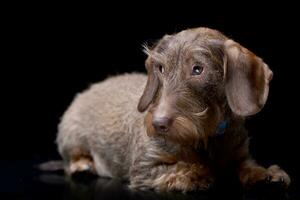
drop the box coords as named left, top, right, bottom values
left=1, top=160, right=298, bottom=200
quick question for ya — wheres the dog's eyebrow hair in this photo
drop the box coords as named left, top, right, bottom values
left=143, top=45, right=167, bottom=64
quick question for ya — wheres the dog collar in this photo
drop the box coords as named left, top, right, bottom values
left=215, top=120, right=228, bottom=136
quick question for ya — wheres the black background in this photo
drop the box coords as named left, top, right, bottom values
left=2, top=2, right=300, bottom=199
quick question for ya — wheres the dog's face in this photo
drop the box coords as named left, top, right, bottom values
left=138, top=28, right=273, bottom=146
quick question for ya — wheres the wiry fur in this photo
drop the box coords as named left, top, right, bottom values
left=56, top=27, right=290, bottom=192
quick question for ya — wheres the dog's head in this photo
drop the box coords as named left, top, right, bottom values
left=138, top=28, right=273, bottom=147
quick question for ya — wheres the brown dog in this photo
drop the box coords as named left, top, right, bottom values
left=56, top=27, right=290, bottom=192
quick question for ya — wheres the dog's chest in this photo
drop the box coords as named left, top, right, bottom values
left=204, top=132, right=247, bottom=170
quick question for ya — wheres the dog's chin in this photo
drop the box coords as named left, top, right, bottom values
left=145, top=113, right=201, bottom=148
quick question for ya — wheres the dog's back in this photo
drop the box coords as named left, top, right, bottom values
left=56, top=73, right=147, bottom=178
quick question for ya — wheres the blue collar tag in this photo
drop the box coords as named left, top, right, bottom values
left=215, top=120, right=228, bottom=136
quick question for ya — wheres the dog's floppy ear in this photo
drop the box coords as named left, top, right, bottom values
left=224, top=39, right=273, bottom=116
left=138, top=35, right=173, bottom=112
left=137, top=59, right=159, bottom=112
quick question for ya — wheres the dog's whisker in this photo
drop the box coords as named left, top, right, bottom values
left=192, top=107, right=208, bottom=117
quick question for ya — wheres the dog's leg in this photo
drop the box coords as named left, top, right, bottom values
left=238, top=159, right=290, bottom=189
left=152, top=162, right=214, bottom=192
left=130, top=161, right=214, bottom=192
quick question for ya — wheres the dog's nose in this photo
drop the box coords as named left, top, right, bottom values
left=152, top=117, right=172, bottom=132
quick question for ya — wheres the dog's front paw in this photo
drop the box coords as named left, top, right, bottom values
left=152, top=170, right=214, bottom=192
left=239, top=160, right=291, bottom=190
left=241, top=164, right=290, bottom=190
left=157, top=175, right=214, bottom=192
left=265, top=165, right=290, bottom=188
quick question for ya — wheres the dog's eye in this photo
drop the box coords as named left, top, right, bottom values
left=157, top=65, right=164, bottom=74
left=192, top=65, right=203, bottom=75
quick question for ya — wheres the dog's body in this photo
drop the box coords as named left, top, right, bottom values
left=57, top=74, right=148, bottom=179
left=57, top=27, right=290, bottom=192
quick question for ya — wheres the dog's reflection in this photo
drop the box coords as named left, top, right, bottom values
left=37, top=173, right=289, bottom=200
left=38, top=174, right=210, bottom=200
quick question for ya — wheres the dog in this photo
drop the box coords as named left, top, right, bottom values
left=55, top=27, right=290, bottom=192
